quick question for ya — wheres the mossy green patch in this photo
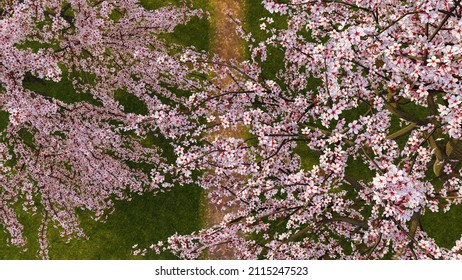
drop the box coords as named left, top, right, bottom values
left=0, top=185, right=203, bottom=259
left=422, top=204, right=462, bottom=249
left=141, top=0, right=210, bottom=52
left=22, top=72, right=99, bottom=105
left=245, top=0, right=286, bottom=80
left=114, top=89, right=149, bottom=115
left=0, top=110, right=8, bottom=132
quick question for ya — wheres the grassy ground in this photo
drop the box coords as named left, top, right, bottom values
left=0, top=0, right=210, bottom=260
left=422, top=204, right=462, bottom=249
left=0, top=187, right=203, bottom=259
left=244, top=0, right=286, bottom=79
left=141, top=0, right=210, bottom=51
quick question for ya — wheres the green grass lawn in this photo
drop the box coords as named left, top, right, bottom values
left=0, top=187, right=203, bottom=260
left=141, top=0, right=210, bottom=52
left=245, top=0, right=286, bottom=79
left=0, top=0, right=210, bottom=260
left=422, top=204, right=462, bottom=249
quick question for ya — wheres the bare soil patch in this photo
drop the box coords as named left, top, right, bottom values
left=206, top=0, right=246, bottom=260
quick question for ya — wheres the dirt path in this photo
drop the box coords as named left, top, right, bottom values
left=210, top=0, right=245, bottom=61
left=206, top=0, right=246, bottom=260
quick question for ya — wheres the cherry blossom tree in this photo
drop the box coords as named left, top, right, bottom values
left=149, top=0, right=462, bottom=259
left=3, top=0, right=462, bottom=260
left=0, top=0, right=206, bottom=258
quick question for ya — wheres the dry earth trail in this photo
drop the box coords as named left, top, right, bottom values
left=206, top=0, right=246, bottom=260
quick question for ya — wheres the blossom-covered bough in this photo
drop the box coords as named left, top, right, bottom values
left=155, top=0, right=462, bottom=259
left=0, top=0, right=206, bottom=258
